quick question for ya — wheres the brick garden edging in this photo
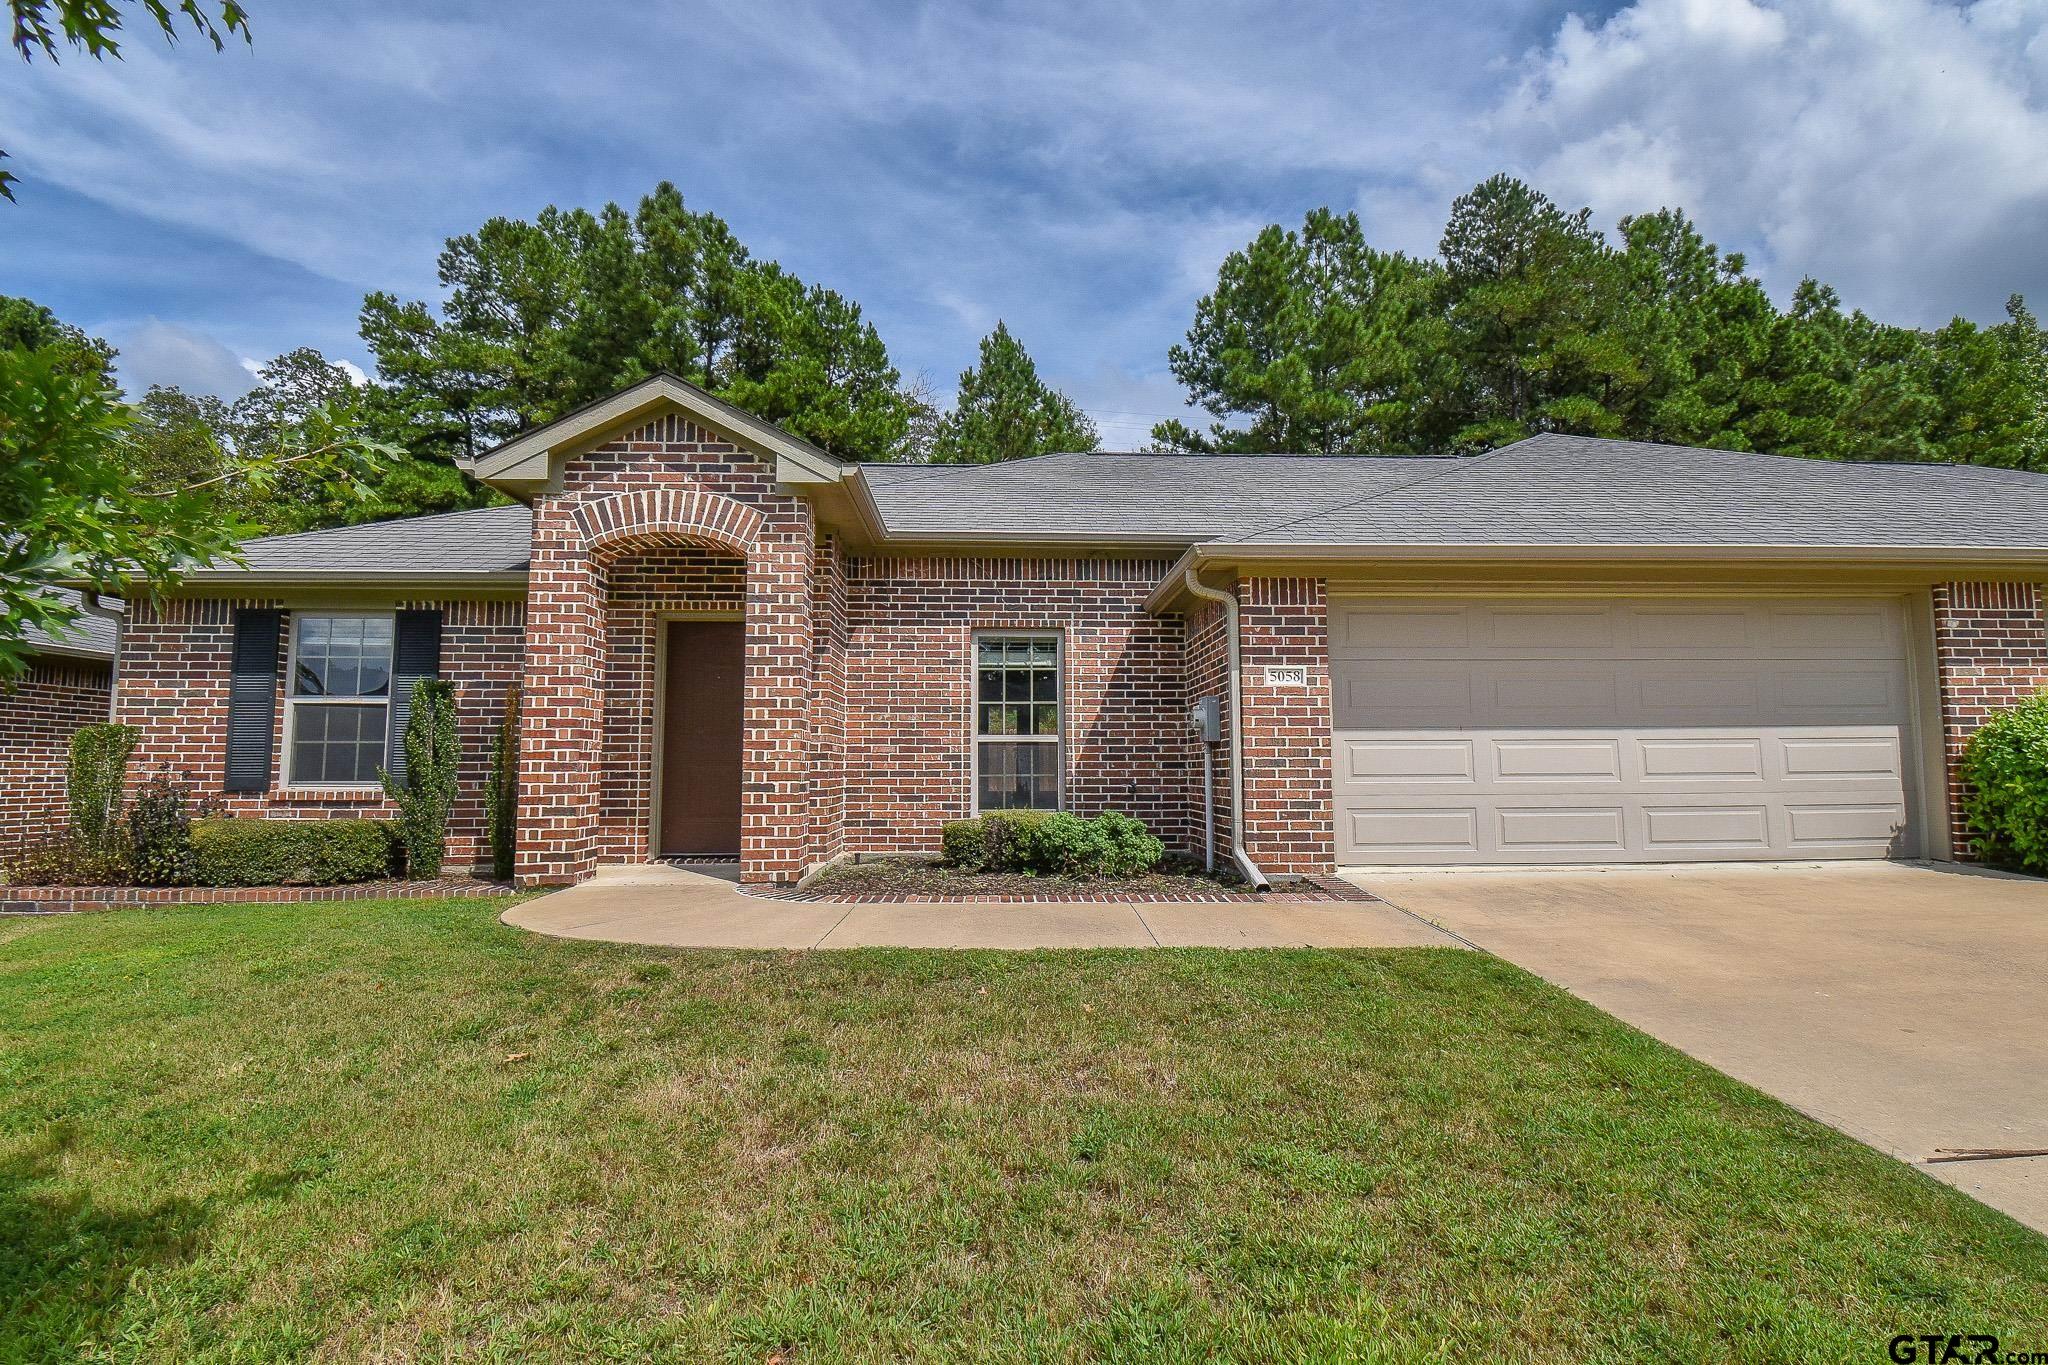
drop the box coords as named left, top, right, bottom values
left=1, top=878, right=515, bottom=914
left=748, top=877, right=1374, bottom=905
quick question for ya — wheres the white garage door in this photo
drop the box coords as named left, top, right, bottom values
left=1330, top=596, right=1919, bottom=865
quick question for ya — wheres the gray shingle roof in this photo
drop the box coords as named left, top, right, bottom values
left=165, top=434, right=2048, bottom=587
left=23, top=587, right=117, bottom=660
left=1229, top=435, right=2048, bottom=547
left=864, top=436, right=2048, bottom=551
left=861, top=453, right=1447, bottom=542
left=184, top=504, right=532, bottom=581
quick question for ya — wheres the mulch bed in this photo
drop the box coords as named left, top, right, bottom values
left=1, top=877, right=516, bottom=915
left=758, top=860, right=1375, bottom=904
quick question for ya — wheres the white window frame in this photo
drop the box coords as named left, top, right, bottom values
left=970, top=629, right=1065, bottom=815
left=282, top=611, right=395, bottom=790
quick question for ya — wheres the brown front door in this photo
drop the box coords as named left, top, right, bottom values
left=659, top=619, right=744, bottom=857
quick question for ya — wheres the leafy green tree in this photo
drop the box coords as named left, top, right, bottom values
left=360, top=182, right=920, bottom=462
left=123, top=384, right=232, bottom=487
left=0, top=343, right=393, bottom=679
left=1154, top=210, right=1439, bottom=454
left=0, top=294, right=117, bottom=379
left=5, top=0, right=251, bottom=200
left=929, top=321, right=1096, bottom=463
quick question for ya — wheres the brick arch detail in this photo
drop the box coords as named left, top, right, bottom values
left=574, top=489, right=766, bottom=559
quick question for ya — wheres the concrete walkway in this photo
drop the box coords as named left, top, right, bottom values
left=1349, top=861, right=2048, bottom=1234
left=501, top=863, right=1461, bottom=950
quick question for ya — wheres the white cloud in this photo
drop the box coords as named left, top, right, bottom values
left=112, top=320, right=256, bottom=398
left=1496, top=0, right=2048, bottom=324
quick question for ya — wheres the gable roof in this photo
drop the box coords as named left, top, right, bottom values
left=158, top=432, right=2048, bottom=590
left=463, top=373, right=847, bottom=495
left=862, top=435, right=2048, bottom=556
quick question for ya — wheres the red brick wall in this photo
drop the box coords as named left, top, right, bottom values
left=1236, top=577, right=1335, bottom=875
left=116, top=597, right=524, bottom=872
left=840, top=555, right=1190, bottom=857
left=517, top=413, right=817, bottom=885
left=1183, top=600, right=1232, bottom=869
left=809, top=534, right=850, bottom=867
left=0, top=655, right=113, bottom=852
left=1932, top=581, right=2048, bottom=857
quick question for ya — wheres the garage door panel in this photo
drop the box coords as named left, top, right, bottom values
left=1331, top=596, right=1917, bottom=865
left=1497, top=806, right=1627, bottom=853
left=1638, top=737, right=1765, bottom=782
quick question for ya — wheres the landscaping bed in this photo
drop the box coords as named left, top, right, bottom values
left=1, top=897, right=2042, bottom=1358
left=782, top=857, right=1372, bottom=902
left=0, top=876, right=513, bottom=914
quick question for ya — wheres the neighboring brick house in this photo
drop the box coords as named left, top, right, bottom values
left=0, top=590, right=116, bottom=852
left=96, top=375, right=2048, bottom=886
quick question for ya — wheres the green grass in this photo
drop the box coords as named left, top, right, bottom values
left=1, top=900, right=2042, bottom=1362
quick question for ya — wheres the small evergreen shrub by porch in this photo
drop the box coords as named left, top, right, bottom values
left=940, top=810, right=1164, bottom=877
left=191, top=818, right=400, bottom=887
left=1958, top=694, right=2048, bottom=873
left=380, top=677, right=460, bottom=879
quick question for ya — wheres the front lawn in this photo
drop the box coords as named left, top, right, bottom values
left=1, top=901, right=2042, bottom=1361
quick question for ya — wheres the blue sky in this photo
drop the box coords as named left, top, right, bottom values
left=4, top=0, right=2046, bottom=448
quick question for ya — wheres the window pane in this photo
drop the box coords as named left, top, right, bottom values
left=294, top=616, right=393, bottom=699
left=1032, top=703, right=1058, bottom=736
left=1031, top=668, right=1057, bottom=702
left=291, top=703, right=388, bottom=784
left=978, top=640, right=1003, bottom=666
left=1004, top=670, right=1029, bottom=703
left=978, top=741, right=1061, bottom=811
left=978, top=668, right=1002, bottom=703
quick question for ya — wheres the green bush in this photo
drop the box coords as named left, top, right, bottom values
left=126, top=769, right=196, bottom=887
left=191, top=818, right=399, bottom=887
left=68, top=723, right=138, bottom=855
left=940, top=818, right=987, bottom=869
left=486, top=682, right=519, bottom=881
left=940, top=810, right=1165, bottom=877
left=379, top=678, right=460, bottom=879
left=3, top=835, right=131, bottom=887
left=1959, top=694, right=2048, bottom=873
left=979, top=810, right=1054, bottom=872
left=1089, top=810, right=1167, bottom=876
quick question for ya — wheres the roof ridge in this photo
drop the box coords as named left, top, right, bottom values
left=1223, top=446, right=1507, bottom=542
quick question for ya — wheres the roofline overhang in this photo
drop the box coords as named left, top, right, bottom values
left=24, top=641, right=116, bottom=664
left=461, top=374, right=848, bottom=496
left=1144, top=540, right=2048, bottom=613
left=172, top=569, right=532, bottom=592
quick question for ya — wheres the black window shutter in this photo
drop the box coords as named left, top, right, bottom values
left=385, top=609, right=445, bottom=788
left=224, top=608, right=282, bottom=793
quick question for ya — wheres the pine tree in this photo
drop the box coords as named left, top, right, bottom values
left=930, top=322, right=1097, bottom=463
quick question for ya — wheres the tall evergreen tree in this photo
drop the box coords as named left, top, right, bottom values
left=1154, top=209, right=1439, bottom=453
left=360, top=182, right=920, bottom=463
left=930, top=322, right=1097, bottom=464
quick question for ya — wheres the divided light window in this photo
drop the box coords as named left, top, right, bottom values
left=975, top=634, right=1061, bottom=812
left=286, top=614, right=394, bottom=786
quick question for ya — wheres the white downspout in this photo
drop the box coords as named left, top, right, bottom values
left=1182, top=569, right=1270, bottom=891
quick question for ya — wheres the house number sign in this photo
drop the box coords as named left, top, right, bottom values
left=1264, top=666, right=1308, bottom=687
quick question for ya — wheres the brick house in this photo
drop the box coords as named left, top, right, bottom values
left=88, top=374, right=2048, bottom=887
left=0, top=590, right=116, bottom=853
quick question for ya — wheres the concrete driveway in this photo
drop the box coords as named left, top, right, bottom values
left=1349, top=861, right=2048, bottom=1234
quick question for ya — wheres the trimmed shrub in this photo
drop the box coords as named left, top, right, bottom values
left=940, top=810, right=1166, bottom=878
left=486, top=682, right=519, bottom=881
left=1959, top=694, right=2048, bottom=873
left=191, top=818, right=399, bottom=887
left=979, top=810, right=1053, bottom=873
left=940, top=818, right=986, bottom=869
left=127, top=768, right=197, bottom=887
left=380, top=678, right=460, bottom=879
left=3, top=836, right=131, bottom=887
left=1089, top=810, right=1167, bottom=876
left=68, top=723, right=138, bottom=855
